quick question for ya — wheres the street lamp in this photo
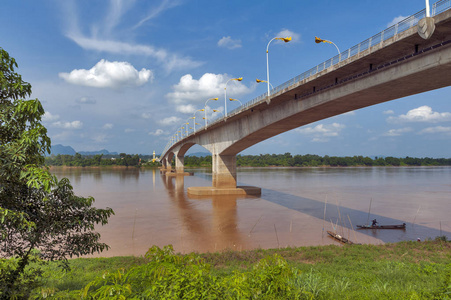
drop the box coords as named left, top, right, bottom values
left=266, top=36, right=291, bottom=102
left=229, top=98, right=242, bottom=106
left=224, top=77, right=242, bottom=117
left=193, top=109, right=204, bottom=131
left=256, top=78, right=274, bottom=90
left=204, top=97, right=218, bottom=127
left=315, top=36, right=340, bottom=59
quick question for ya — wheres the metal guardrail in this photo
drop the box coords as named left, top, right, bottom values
left=161, top=0, right=451, bottom=159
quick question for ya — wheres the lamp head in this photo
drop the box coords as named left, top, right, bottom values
left=256, top=79, right=266, bottom=83
left=315, top=36, right=324, bottom=44
left=235, top=77, right=243, bottom=81
left=210, top=97, right=219, bottom=100
left=282, top=37, right=292, bottom=43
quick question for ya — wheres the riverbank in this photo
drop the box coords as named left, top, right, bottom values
left=35, top=240, right=451, bottom=299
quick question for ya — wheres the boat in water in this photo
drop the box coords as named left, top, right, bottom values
left=356, top=223, right=406, bottom=230
left=326, top=230, right=356, bottom=245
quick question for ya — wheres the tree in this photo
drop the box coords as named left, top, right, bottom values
left=0, top=47, right=114, bottom=298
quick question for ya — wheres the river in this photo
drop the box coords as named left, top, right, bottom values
left=50, top=166, right=451, bottom=257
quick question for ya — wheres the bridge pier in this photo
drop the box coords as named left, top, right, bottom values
left=212, top=154, right=237, bottom=188
left=188, top=154, right=261, bottom=196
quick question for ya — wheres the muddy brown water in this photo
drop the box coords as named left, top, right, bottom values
left=50, top=166, right=451, bottom=257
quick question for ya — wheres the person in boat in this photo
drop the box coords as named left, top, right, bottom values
left=372, top=219, right=378, bottom=227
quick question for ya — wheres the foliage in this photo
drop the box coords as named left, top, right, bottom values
left=45, top=153, right=142, bottom=167
left=0, top=47, right=113, bottom=299
left=182, top=153, right=451, bottom=168
left=32, top=241, right=451, bottom=299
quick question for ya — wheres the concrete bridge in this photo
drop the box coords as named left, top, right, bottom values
left=160, top=2, right=451, bottom=196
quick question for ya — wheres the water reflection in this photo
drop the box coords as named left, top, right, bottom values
left=159, top=171, right=247, bottom=252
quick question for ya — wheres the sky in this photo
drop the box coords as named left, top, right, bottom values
left=1, top=0, right=450, bottom=158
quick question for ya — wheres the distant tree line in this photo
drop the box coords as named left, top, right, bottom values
left=46, top=152, right=451, bottom=168
left=46, top=153, right=144, bottom=167
left=182, top=153, right=451, bottom=167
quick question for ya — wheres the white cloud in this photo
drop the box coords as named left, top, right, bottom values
left=382, top=127, right=413, bottom=137
left=102, top=123, right=113, bottom=130
left=158, top=116, right=181, bottom=126
left=149, top=129, right=166, bottom=136
left=76, top=96, right=96, bottom=104
left=383, top=110, right=394, bottom=115
left=52, top=120, right=83, bottom=129
left=43, top=111, right=60, bottom=122
left=59, top=59, right=153, bottom=89
left=418, top=126, right=451, bottom=135
left=141, top=113, right=152, bottom=119
left=176, top=104, right=196, bottom=114
left=217, top=36, right=242, bottom=49
left=387, top=106, right=451, bottom=123
left=275, top=29, right=301, bottom=43
left=387, top=16, right=408, bottom=27
left=92, top=134, right=107, bottom=143
left=295, top=123, right=345, bottom=142
left=66, top=35, right=202, bottom=73
left=166, top=73, right=252, bottom=107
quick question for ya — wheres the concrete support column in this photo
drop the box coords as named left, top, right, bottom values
left=162, top=158, right=168, bottom=169
left=212, top=154, right=237, bottom=188
left=175, top=154, right=184, bottom=173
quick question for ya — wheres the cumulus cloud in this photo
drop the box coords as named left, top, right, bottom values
left=43, top=111, right=60, bottom=122
left=158, top=116, right=181, bottom=126
left=76, top=96, right=96, bottom=104
left=418, top=126, right=451, bottom=135
left=295, top=123, right=345, bottom=142
left=382, top=127, right=413, bottom=137
left=149, top=129, right=166, bottom=136
left=387, top=106, right=451, bottom=123
left=102, top=123, right=113, bottom=130
left=176, top=104, right=197, bottom=114
left=52, top=120, right=83, bottom=129
left=387, top=15, right=408, bottom=27
left=217, top=36, right=242, bottom=49
left=383, top=110, right=394, bottom=115
left=59, top=59, right=153, bottom=89
left=275, top=29, right=301, bottom=43
left=166, top=73, right=252, bottom=108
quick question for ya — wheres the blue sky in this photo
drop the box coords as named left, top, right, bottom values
left=2, top=0, right=450, bottom=157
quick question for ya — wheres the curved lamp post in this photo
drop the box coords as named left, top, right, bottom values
left=224, top=77, right=242, bottom=117
left=256, top=78, right=274, bottom=90
left=193, top=109, right=204, bottom=131
left=229, top=98, right=242, bottom=106
left=266, top=36, right=291, bottom=102
left=315, top=36, right=340, bottom=59
left=204, top=97, right=218, bottom=126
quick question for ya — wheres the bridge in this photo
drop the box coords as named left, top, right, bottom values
left=160, top=1, right=451, bottom=196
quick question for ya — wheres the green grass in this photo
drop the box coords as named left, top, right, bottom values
left=33, top=241, right=451, bottom=299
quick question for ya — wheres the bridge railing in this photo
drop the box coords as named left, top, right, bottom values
left=161, top=0, right=451, bottom=158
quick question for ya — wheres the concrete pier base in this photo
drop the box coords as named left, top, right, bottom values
left=166, top=171, right=193, bottom=177
left=187, top=186, right=261, bottom=196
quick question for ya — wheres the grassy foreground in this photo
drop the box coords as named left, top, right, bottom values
left=32, top=240, right=451, bottom=299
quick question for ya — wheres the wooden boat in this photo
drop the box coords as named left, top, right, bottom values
left=327, top=230, right=355, bottom=245
left=356, top=223, right=406, bottom=230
